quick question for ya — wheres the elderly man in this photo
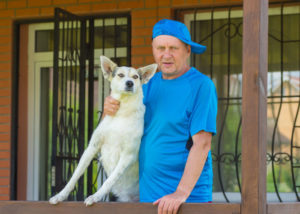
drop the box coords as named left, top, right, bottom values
left=104, top=19, right=217, bottom=214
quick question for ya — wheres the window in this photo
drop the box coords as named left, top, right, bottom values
left=178, top=2, right=300, bottom=202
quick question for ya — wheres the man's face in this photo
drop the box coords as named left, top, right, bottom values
left=152, top=35, right=191, bottom=80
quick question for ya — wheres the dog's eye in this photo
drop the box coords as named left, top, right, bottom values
left=118, top=73, right=125, bottom=78
left=132, top=75, right=139, bottom=79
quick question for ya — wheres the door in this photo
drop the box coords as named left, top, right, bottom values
left=23, top=9, right=130, bottom=201
left=51, top=8, right=88, bottom=201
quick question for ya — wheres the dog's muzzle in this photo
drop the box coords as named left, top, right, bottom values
left=125, top=80, right=134, bottom=92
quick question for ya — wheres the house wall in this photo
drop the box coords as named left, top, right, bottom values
left=0, top=0, right=284, bottom=201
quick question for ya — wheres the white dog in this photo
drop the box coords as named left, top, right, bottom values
left=49, top=56, right=157, bottom=206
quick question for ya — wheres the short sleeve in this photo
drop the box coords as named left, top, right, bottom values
left=189, top=79, right=218, bottom=137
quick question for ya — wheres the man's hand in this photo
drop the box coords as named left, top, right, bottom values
left=103, top=96, right=120, bottom=117
left=153, top=189, right=188, bottom=214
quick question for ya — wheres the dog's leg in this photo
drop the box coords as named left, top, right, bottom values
left=49, top=127, right=104, bottom=205
left=84, top=154, right=136, bottom=206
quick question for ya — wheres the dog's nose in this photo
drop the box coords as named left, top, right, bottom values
left=126, top=81, right=134, bottom=88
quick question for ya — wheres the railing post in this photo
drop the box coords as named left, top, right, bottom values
left=242, top=0, right=268, bottom=214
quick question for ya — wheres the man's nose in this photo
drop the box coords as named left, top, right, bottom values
left=162, top=49, right=172, bottom=58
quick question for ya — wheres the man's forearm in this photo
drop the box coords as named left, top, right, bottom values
left=152, top=131, right=212, bottom=214
left=176, top=132, right=212, bottom=198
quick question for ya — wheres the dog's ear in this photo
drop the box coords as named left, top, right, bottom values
left=137, top=64, right=158, bottom=84
left=100, top=56, right=118, bottom=81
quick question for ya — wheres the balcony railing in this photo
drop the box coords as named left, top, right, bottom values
left=1, top=201, right=300, bottom=214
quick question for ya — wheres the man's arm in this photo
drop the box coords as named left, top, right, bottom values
left=102, top=96, right=120, bottom=119
left=153, top=130, right=212, bottom=214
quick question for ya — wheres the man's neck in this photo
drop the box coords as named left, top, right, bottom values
left=162, top=65, right=191, bottom=80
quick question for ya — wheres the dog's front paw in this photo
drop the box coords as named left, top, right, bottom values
left=84, top=194, right=101, bottom=206
left=49, top=193, right=68, bottom=205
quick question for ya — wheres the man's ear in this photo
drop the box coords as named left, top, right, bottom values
left=137, top=64, right=158, bottom=84
left=100, top=56, right=118, bottom=81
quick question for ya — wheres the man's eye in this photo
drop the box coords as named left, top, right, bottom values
left=132, top=75, right=139, bottom=79
left=118, top=73, right=125, bottom=78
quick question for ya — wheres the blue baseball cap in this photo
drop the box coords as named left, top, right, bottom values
left=152, top=19, right=206, bottom=54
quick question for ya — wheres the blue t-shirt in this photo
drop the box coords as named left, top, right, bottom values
left=139, top=67, right=217, bottom=203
